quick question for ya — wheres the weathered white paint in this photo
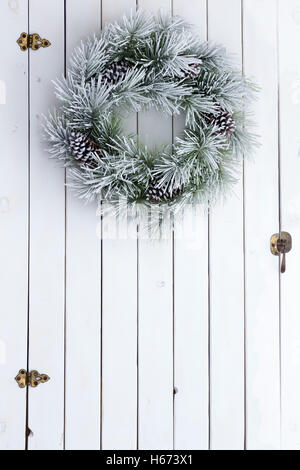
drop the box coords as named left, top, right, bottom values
left=208, top=0, right=245, bottom=450
left=65, top=0, right=102, bottom=451
left=101, top=0, right=138, bottom=452
left=173, top=0, right=209, bottom=451
left=1, top=0, right=299, bottom=451
left=279, top=0, right=300, bottom=451
left=27, top=0, right=65, bottom=451
left=137, top=0, right=174, bottom=452
left=0, top=0, right=28, bottom=451
left=243, top=0, right=281, bottom=450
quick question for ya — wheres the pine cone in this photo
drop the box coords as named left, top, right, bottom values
left=100, top=59, right=131, bottom=85
left=206, top=108, right=236, bottom=136
left=69, top=131, right=99, bottom=168
left=183, top=62, right=202, bottom=79
left=146, top=179, right=184, bottom=203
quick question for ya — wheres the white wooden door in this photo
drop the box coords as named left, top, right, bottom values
left=0, top=0, right=300, bottom=451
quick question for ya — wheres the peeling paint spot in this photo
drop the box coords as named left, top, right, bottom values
left=291, top=79, right=300, bottom=104
left=0, top=423, right=7, bottom=433
left=8, top=0, right=19, bottom=14
left=0, top=81, right=6, bottom=105
left=0, top=197, right=10, bottom=214
left=292, top=7, right=300, bottom=25
left=156, top=280, right=166, bottom=288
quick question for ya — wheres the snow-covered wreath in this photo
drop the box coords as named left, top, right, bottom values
left=45, top=10, right=257, bottom=221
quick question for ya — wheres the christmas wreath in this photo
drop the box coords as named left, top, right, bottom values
left=45, top=10, right=257, bottom=220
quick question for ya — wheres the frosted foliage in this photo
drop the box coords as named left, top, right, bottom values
left=44, top=10, right=258, bottom=223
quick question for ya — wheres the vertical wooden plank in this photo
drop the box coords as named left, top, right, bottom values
left=137, top=0, right=174, bottom=451
left=102, top=0, right=135, bottom=24
left=102, top=214, right=138, bottom=450
left=172, top=0, right=209, bottom=450
left=27, top=0, right=65, bottom=450
left=243, top=0, right=281, bottom=450
left=0, top=0, right=28, bottom=450
left=208, top=0, right=244, bottom=450
left=279, top=0, right=300, bottom=450
left=138, top=230, right=173, bottom=450
left=65, top=0, right=101, bottom=450
left=101, top=0, right=138, bottom=450
left=173, top=209, right=209, bottom=450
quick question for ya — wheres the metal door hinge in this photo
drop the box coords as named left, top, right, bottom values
left=15, top=369, right=50, bottom=388
left=17, top=32, right=51, bottom=51
left=270, top=231, right=292, bottom=273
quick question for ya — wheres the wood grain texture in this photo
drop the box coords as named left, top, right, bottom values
left=1, top=0, right=298, bottom=451
left=102, top=0, right=136, bottom=24
left=279, top=0, right=300, bottom=450
left=243, top=0, right=281, bottom=450
left=102, top=213, right=138, bottom=450
left=172, top=0, right=209, bottom=451
left=27, top=0, right=65, bottom=450
left=137, top=0, right=174, bottom=451
left=208, top=0, right=245, bottom=450
left=65, top=0, right=102, bottom=451
left=101, top=0, right=138, bottom=451
left=0, top=0, right=28, bottom=450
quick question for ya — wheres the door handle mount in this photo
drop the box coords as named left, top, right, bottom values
left=270, top=231, right=292, bottom=274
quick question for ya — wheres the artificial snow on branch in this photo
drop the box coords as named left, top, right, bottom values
left=44, top=9, right=258, bottom=225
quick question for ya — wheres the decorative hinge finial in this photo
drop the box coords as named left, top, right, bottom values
left=16, top=33, right=51, bottom=51
left=15, top=369, right=50, bottom=388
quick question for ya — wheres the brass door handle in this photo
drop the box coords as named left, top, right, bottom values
left=270, top=232, right=292, bottom=274
left=281, top=252, right=286, bottom=274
